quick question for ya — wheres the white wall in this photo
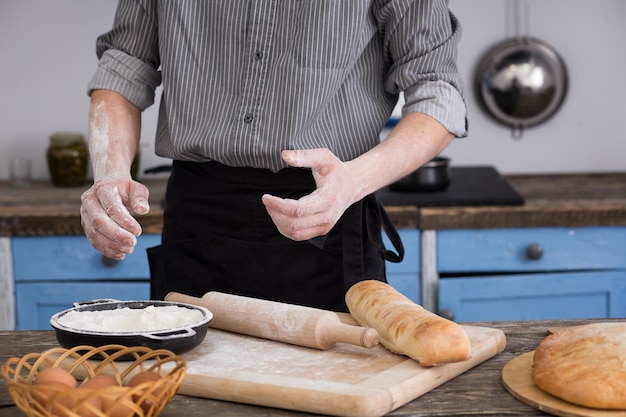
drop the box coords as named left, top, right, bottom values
left=1, top=0, right=624, bottom=181
left=447, top=0, right=626, bottom=174
left=0, top=0, right=167, bottom=181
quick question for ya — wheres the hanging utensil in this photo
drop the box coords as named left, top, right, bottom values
left=475, top=0, right=568, bottom=139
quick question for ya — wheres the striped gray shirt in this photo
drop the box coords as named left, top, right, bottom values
left=88, top=0, right=468, bottom=172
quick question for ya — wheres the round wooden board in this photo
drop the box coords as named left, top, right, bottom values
left=502, top=351, right=626, bottom=417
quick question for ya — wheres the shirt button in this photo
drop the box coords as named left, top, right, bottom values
left=254, top=50, right=263, bottom=60
left=243, top=113, right=254, bottom=123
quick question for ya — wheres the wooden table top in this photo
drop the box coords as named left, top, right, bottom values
left=2, top=318, right=620, bottom=416
left=1, top=171, right=625, bottom=236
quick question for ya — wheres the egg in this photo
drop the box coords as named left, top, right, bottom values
left=100, top=386, right=135, bottom=417
left=34, top=367, right=78, bottom=389
left=81, top=374, right=119, bottom=389
left=32, top=383, right=101, bottom=417
left=128, top=370, right=162, bottom=387
left=56, top=388, right=102, bottom=417
left=128, top=370, right=165, bottom=412
left=81, top=375, right=136, bottom=417
left=31, top=381, right=71, bottom=409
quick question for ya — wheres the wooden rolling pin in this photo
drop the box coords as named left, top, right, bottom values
left=165, top=291, right=379, bottom=350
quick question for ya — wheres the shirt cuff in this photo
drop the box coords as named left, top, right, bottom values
left=402, top=80, right=468, bottom=138
left=87, top=50, right=161, bottom=111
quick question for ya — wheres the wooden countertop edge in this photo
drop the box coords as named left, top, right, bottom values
left=1, top=172, right=625, bottom=235
left=4, top=203, right=626, bottom=236
left=0, top=212, right=165, bottom=237
left=0, top=203, right=418, bottom=237
left=419, top=203, right=626, bottom=230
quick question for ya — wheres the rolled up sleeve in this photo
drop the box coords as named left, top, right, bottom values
left=87, top=0, right=161, bottom=111
left=376, top=0, right=468, bottom=137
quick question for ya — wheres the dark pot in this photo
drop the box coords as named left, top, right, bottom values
left=389, top=157, right=451, bottom=192
left=50, top=299, right=213, bottom=358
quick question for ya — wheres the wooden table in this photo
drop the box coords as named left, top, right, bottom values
left=1, top=318, right=619, bottom=416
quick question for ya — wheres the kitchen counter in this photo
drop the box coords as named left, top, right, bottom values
left=1, top=318, right=622, bottom=416
left=421, top=172, right=626, bottom=230
left=1, top=172, right=625, bottom=236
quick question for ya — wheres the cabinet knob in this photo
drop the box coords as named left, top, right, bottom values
left=438, top=309, right=456, bottom=321
left=101, top=255, right=120, bottom=267
left=525, top=243, right=544, bottom=260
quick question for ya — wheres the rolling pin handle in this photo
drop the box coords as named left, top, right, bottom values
left=327, top=318, right=379, bottom=349
left=165, top=292, right=204, bottom=306
left=360, top=327, right=380, bottom=349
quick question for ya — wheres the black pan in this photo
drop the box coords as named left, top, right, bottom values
left=389, top=156, right=451, bottom=192
left=50, top=299, right=213, bottom=357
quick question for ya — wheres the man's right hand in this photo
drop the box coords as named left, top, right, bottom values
left=80, top=178, right=150, bottom=260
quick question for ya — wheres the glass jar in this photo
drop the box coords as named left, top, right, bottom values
left=47, top=133, right=89, bottom=187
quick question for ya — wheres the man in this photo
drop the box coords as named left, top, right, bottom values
left=81, top=1, right=467, bottom=312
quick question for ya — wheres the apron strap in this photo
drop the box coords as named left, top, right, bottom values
left=342, top=200, right=364, bottom=293
left=378, top=202, right=405, bottom=263
left=341, top=194, right=405, bottom=294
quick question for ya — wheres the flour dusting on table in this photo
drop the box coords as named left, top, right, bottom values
left=183, top=328, right=401, bottom=383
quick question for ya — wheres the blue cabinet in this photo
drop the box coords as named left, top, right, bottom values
left=15, top=225, right=624, bottom=327
left=439, top=271, right=626, bottom=322
left=13, top=231, right=421, bottom=329
left=437, top=227, right=626, bottom=321
left=13, top=234, right=160, bottom=330
left=15, top=282, right=150, bottom=331
left=384, top=229, right=420, bottom=304
left=437, top=227, right=626, bottom=274
left=13, top=235, right=161, bottom=281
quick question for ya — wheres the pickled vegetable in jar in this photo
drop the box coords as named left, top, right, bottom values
left=47, top=133, right=89, bottom=187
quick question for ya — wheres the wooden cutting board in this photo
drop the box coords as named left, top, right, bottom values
left=177, top=324, right=505, bottom=417
left=502, top=351, right=626, bottom=417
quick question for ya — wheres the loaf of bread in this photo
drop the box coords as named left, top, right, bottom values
left=531, top=322, right=626, bottom=410
left=345, top=280, right=471, bottom=366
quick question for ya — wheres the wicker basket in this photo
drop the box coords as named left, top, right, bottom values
left=1, top=344, right=187, bottom=417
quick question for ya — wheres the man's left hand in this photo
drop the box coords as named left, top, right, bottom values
left=261, top=148, right=358, bottom=241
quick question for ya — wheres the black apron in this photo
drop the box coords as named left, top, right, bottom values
left=147, top=161, right=403, bottom=312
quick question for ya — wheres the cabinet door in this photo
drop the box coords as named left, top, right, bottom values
left=15, top=282, right=150, bottom=330
left=439, top=270, right=626, bottom=322
left=384, top=229, right=420, bottom=304
left=438, top=227, right=626, bottom=274
left=13, top=235, right=161, bottom=281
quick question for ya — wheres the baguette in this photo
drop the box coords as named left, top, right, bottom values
left=345, top=280, right=471, bottom=366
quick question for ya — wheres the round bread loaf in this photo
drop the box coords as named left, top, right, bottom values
left=531, top=322, right=626, bottom=410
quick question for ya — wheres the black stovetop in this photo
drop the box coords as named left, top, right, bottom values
left=375, top=166, right=524, bottom=208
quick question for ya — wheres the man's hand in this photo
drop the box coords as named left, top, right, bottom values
left=83, top=90, right=145, bottom=259
left=261, top=113, right=455, bottom=241
left=261, top=149, right=358, bottom=241
left=80, top=178, right=150, bottom=259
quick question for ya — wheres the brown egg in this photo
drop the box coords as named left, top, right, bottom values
left=81, top=375, right=132, bottom=417
left=31, top=381, right=71, bottom=409
left=55, top=389, right=102, bottom=417
left=128, top=370, right=165, bottom=412
left=128, top=370, right=162, bottom=387
left=34, top=367, right=78, bottom=389
left=100, top=386, right=135, bottom=417
left=81, top=374, right=119, bottom=389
